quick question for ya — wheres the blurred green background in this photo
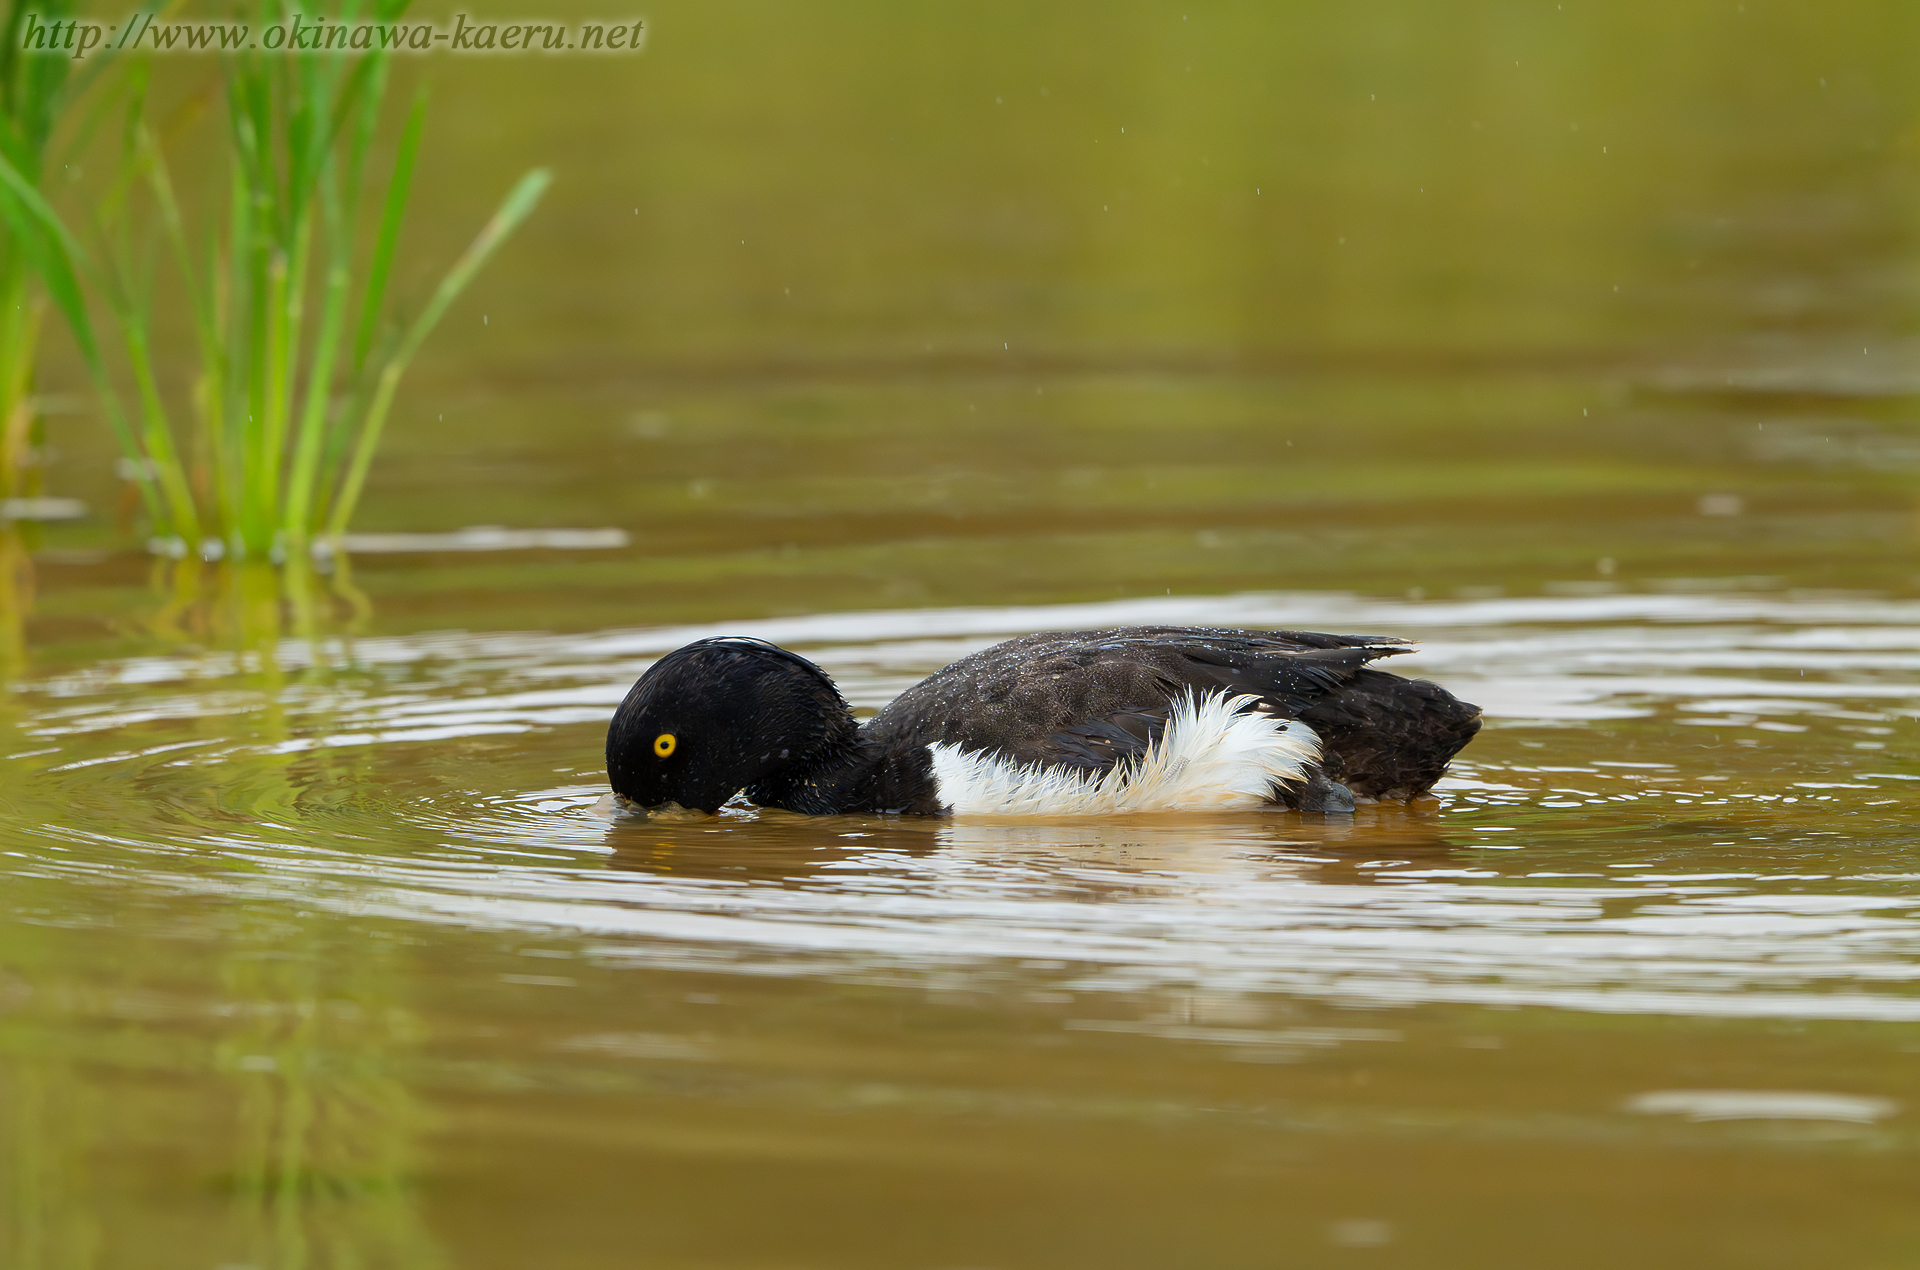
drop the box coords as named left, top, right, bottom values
left=434, top=0, right=1919, bottom=362
left=26, top=0, right=1920, bottom=634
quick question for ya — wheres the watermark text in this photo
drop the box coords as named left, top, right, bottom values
left=21, top=12, right=646, bottom=59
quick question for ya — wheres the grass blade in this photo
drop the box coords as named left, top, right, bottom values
left=326, top=167, right=550, bottom=540
left=283, top=176, right=349, bottom=545
left=349, top=88, right=423, bottom=376
left=0, top=145, right=174, bottom=532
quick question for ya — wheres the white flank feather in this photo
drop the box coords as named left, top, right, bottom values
left=928, top=691, right=1320, bottom=816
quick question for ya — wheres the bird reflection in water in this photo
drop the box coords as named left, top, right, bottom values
left=599, top=797, right=1456, bottom=889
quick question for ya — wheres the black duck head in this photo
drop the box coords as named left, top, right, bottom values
left=605, top=637, right=856, bottom=813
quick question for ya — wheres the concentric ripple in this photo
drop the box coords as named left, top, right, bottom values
left=6, top=589, right=1920, bottom=1025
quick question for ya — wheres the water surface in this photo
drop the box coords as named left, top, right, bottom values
left=8, top=2, right=1920, bottom=1266
left=6, top=586, right=1920, bottom=1267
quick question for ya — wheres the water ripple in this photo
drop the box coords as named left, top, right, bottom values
left=7, top=588, right=1919, bottom=1025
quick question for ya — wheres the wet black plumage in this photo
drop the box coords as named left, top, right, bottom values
left=606, top=626, right=1481, bottom=816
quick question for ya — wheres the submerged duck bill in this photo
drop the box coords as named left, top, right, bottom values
left=610, top=795, right=714, bottom=820
left=604, top=628, right=1482, bottom=819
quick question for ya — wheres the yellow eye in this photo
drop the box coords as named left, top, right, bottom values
left=653, top=733, right=677, bottom=757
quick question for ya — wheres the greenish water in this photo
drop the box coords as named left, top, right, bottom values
left=7, top=2, right=1920, bottom=1266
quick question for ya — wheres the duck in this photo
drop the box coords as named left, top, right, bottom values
left=605, top=625, right=1481, bottom=817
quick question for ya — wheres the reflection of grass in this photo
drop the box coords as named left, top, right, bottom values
left=0, top=1054, right=101, bottom=1270
left=0, top=526, right=30, bottom=677
left=0, top=791, right=100, bottom=1270
left=219, top=919, right=440, bottom=1270
left=10, top=0, right=547, bottom=563
left=185, top=583, right=441, bottom=1269
left=216, top=660, right=442, bottom=1268
left=0, top=581, right=435, bottom=1266
left=145, top=554, right=361, bottom=653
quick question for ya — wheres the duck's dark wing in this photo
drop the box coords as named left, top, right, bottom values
left=859, top=625, right=1478, bottom=801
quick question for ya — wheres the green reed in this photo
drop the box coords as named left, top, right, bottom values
left=0, top=0, right=76, bottom=508
left=3, top=0, right=547, bottom=561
